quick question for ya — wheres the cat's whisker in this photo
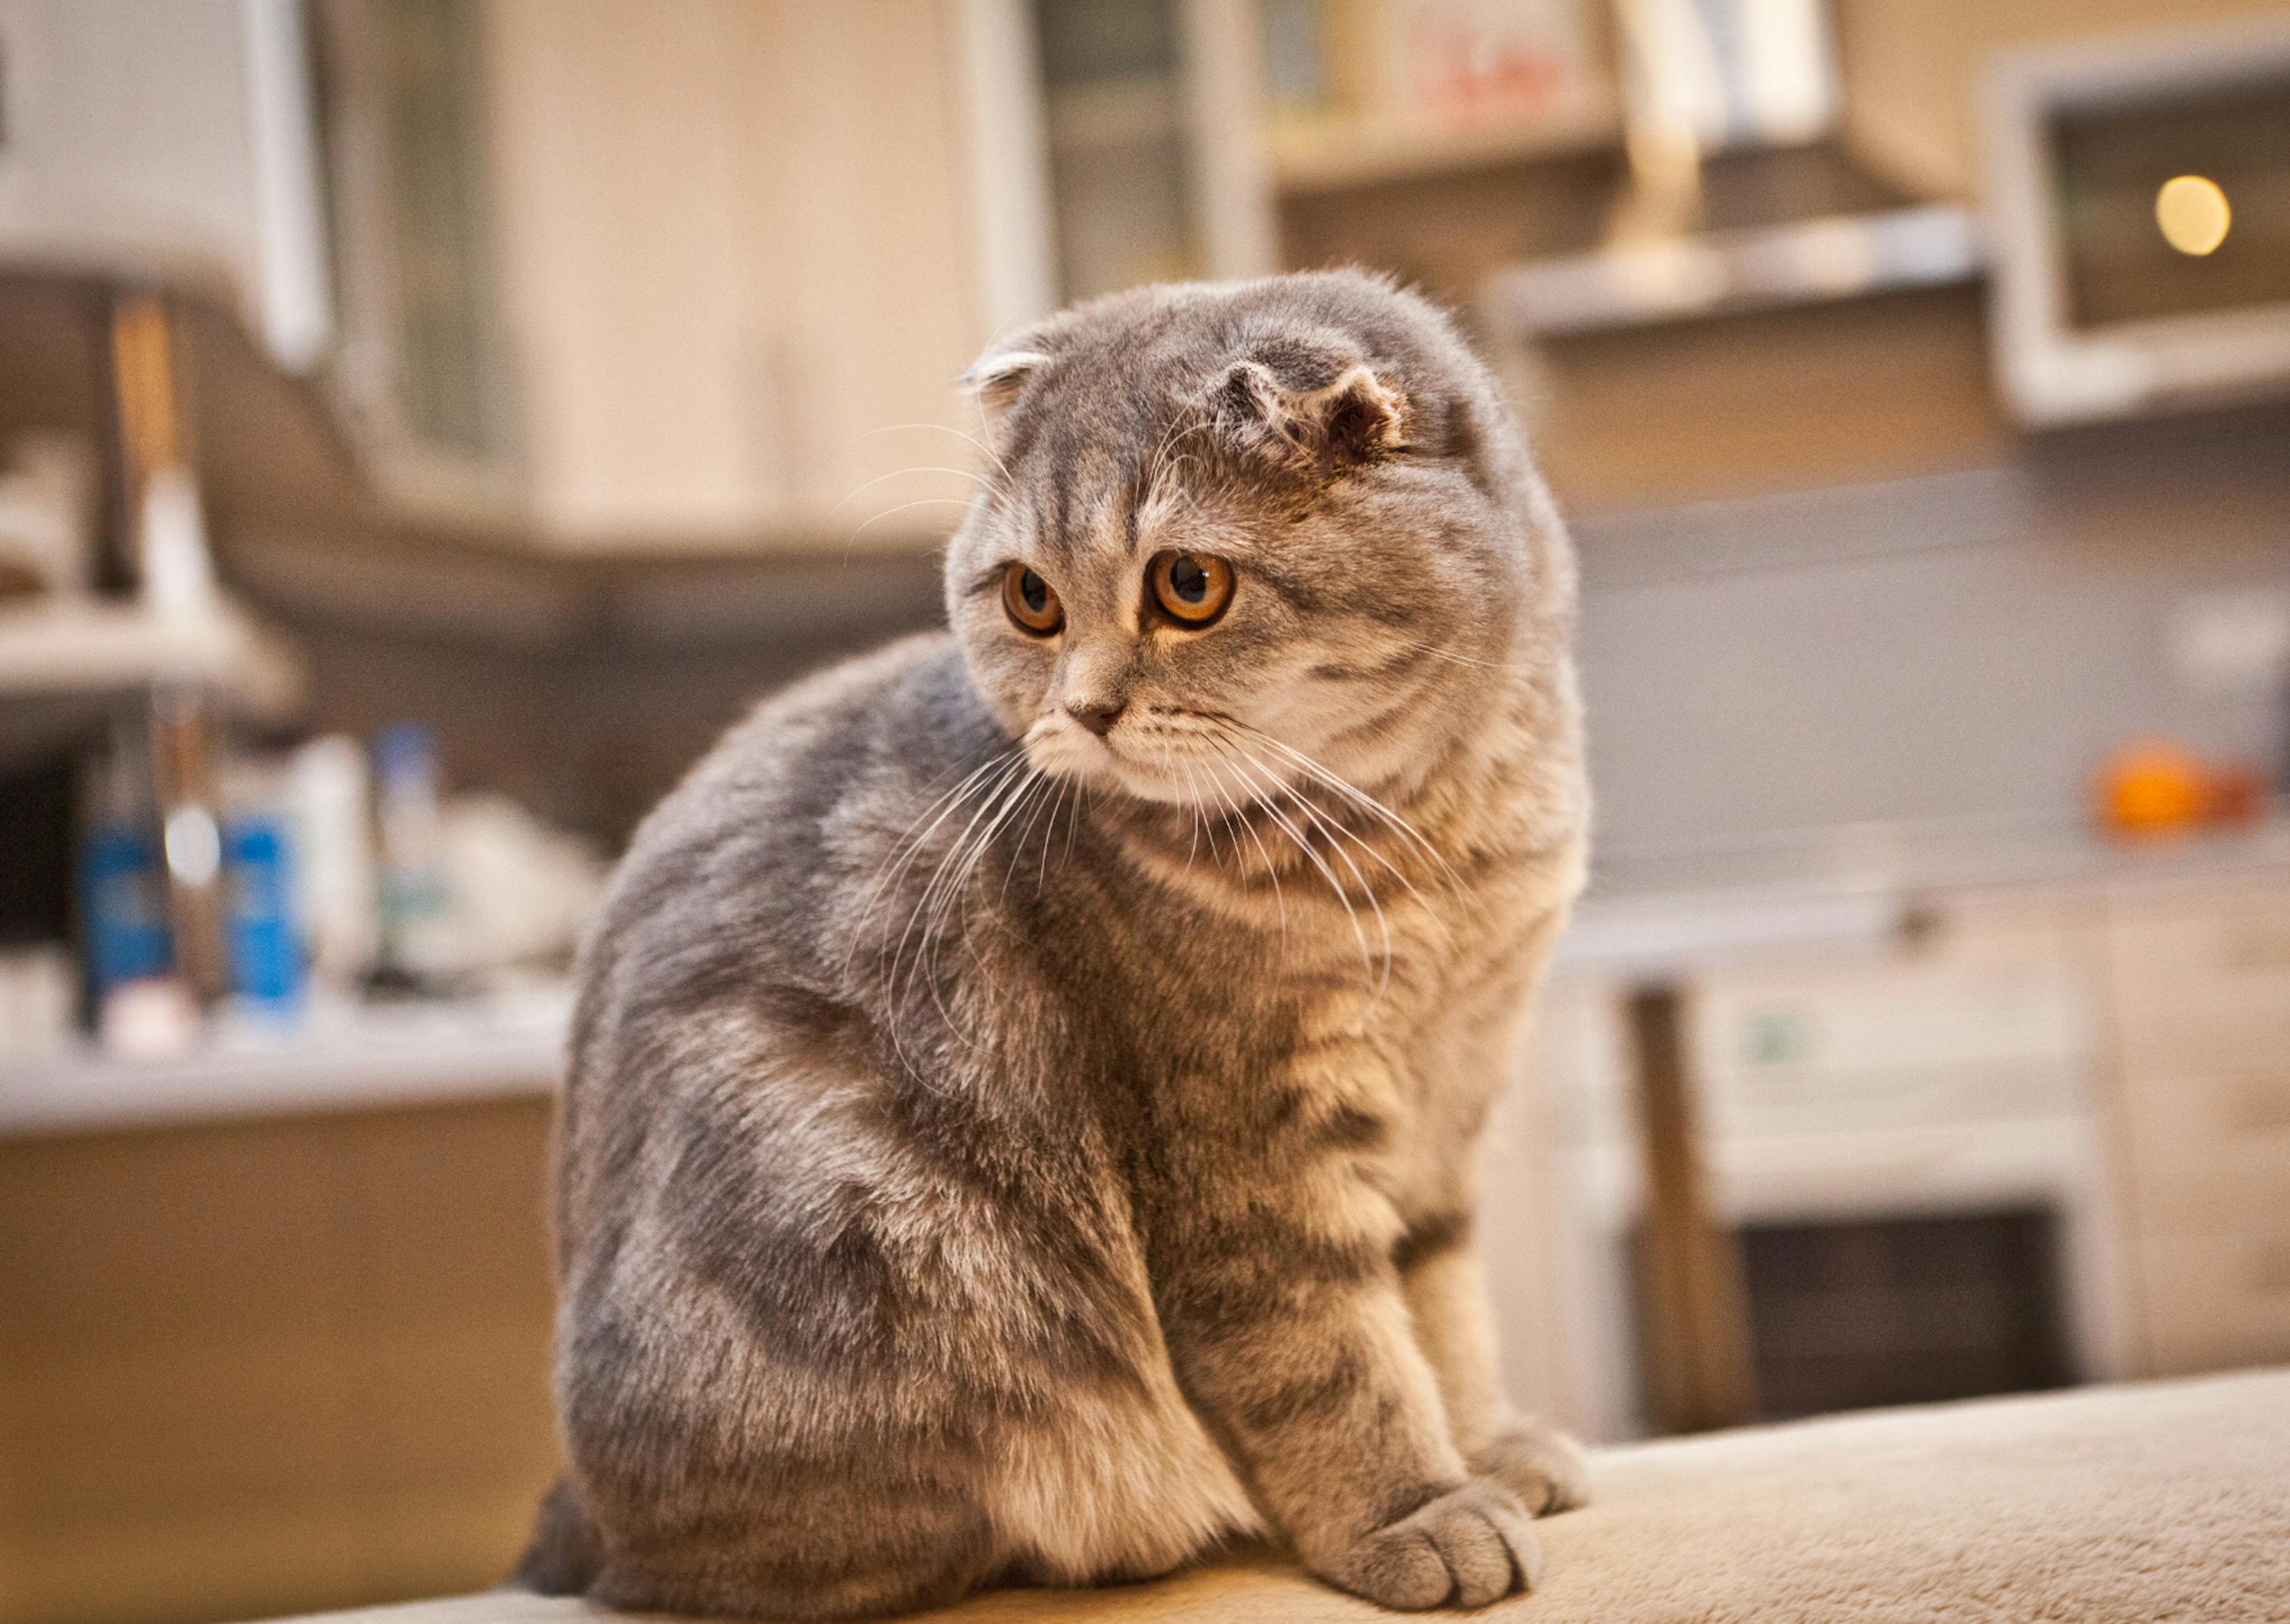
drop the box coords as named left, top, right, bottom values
left=1215, top=724, right=1430, bottom=876
left=1162, top=742, right=1224, bottom=872
left=1220, top=748, right=1378, bottom=992
left=887, top=752, right=1032, bottom=1012
left=911, top=822, right=1014, bottom=1045
left=1144, top=408, right=1194, bottom=479
left=847, top=746, right=1024, bottom=978
left=1232, top=747, right=1393, bottom=1003
left=1220, top=729, right=1454, bottom=952
left=954, top=767, right=1048, bottom=938
left=1064, top=780, right=1089, bottom=867
left=921, top=763, right=1047, bottom=1028
left=998, top=768, right=1062, bottom=904
left=1141, top=464, right=1208, bottom=529
left=892, top=796, right=992, bottom=1011
left=1036, top=776, right=1072, bottom=890
left=1175, top=757, right=1205, bottom=872
left=874, top=754, right=1029, bottom=1089
left=1398, top=639, right=1533, bottom=674
left=1144, top=411, right=1211, bottom=496
left=874, top=748, right=1019, bottom=888
left=1234, top=725, right=1460, bottom=888
left=1187, top=758, right=1228, bottom=869
left=1155, top=448, right=1206, bottom=488
left=1140, top=415, right=1218, bottom=533
left=915, top=771, right=1020, bottom=971
left=846, top=495, right=979, bottom=546
left=1148, top=437, right=1212, bottom=513
left=1203, top=745, right=1288, bottom=947
left=827, top=464, right=1002, bottom=520
left=859, top=747, right=1019, bottom=898
left=1206, top=762, right=1262, bottom=867
left=862, top=420, right=1013, bottom=488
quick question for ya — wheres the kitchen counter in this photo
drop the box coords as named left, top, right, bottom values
left=1558, top=810, right=2290, bottom=978
left=0, top=988, right=567, bottom=1138
left=7, top=814, right=2286, bottom=1136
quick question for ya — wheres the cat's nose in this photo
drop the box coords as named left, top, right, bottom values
left=1067, top=698, right=1127, bottom=737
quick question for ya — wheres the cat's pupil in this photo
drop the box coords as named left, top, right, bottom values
left=1171, top=557, right=1206, bottom=602
left=1020, top=570, right=1047, bottom=611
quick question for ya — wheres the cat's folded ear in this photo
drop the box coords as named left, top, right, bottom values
left=1206, top=358, right=1407, bottom=473
left=961, top=347, right=1052, bottom=419
left=961, top=320, right=1069, bottom=423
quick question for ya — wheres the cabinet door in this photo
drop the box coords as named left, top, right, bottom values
left=2102, top=881, right=2290, bottom=1377
left=484, top=0, right=995, bottom=547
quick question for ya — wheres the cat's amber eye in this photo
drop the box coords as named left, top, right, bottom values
left=1002, top=562, right=1063, bottom=635
left=1148, top=551, right=1234, bottom=627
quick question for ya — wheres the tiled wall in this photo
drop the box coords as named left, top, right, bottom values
left=1571, top=411, right=2290, bottom=870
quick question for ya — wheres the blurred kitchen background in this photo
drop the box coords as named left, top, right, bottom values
left=0, top=2, right=2286, bottom=1620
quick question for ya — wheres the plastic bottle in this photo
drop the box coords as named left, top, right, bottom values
left=79, top=720, right=198, bottom=1059
left=219, top=760, right=305, bottom=1018
left=286, top=734, right=377, bottom=992
left=372, top=723, right=453, bottom=988
left=79, top=723, right=171, bottom=996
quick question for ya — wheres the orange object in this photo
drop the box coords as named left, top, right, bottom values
left=2099, top=740, right=2209, bottom=840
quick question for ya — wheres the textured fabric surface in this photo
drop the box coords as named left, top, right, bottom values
left=265, top=1370, right=2290, bottom=1624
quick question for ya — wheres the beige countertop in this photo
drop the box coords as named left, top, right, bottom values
left=8, top=813, right=2285, bottom=1135
left=0, top=987, right=566, bottom=1138
left=1558, top=809, right=2290, bottom=980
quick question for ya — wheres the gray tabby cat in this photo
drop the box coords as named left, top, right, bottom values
left=518, top=269, right=1590, bottom=1617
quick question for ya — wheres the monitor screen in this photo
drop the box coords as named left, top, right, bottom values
left=2050, top=78, right=2290, bottom=331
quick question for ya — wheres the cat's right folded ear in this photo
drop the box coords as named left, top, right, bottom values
left=960, top=335, right=1057, bottom=422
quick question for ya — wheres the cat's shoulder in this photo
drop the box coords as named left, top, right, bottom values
left=620, top=632, right=990, bottom=860
left=687, top=632, right=971, bottom=779
left=735, top=630, right=969, bottom=745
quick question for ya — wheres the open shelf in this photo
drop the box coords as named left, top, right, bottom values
left=0, top=594, right=302, bottom=707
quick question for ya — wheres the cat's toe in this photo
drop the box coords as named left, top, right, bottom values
left=1474, top=1421, right=1592, bottom=1516
left=1316, top=1479, right=1540, bottom=1610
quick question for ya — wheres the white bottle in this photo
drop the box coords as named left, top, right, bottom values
left=372, top=723, right=454, bottom=987
left=286, top=734, right=378, bottom=991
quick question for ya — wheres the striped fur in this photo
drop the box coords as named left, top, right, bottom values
left=523, top=271, right=1590, bottom=1616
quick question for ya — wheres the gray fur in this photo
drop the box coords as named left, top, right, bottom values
left=522, top=271, right=1591, bottom=1617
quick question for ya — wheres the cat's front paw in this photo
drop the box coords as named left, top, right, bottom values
left=1472, top=1420, right=1591, bottom=1516
left=1315, top=1479, right=1540, bottom=1610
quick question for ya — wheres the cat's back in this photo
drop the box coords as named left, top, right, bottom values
left=577, top=631, right=989, bottom=1009
left=558, top=633, right=1005, bottom=1236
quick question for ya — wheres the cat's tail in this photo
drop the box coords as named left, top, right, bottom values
left=510, top=1476, right=604, bottom=1595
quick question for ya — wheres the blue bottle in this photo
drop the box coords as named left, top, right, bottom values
left=81, top=821, right=172, bottom=991
left=79, top=732, right=172, bottom=996
left=222, top=808, right=304, bottom=1012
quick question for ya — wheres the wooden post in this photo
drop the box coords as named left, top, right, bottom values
left=147, top=683, right=230, bottom=1004
left=1625, top=981, right=1759, bottom=1433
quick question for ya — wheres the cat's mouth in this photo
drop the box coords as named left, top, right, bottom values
left=1023, top=709, right=1290, bottom=809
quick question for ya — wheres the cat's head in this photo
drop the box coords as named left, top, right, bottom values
left=945, top=271, right=1555, bottom=807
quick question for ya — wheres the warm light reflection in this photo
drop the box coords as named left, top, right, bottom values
left=2155, top=175, right=2231, bottom=256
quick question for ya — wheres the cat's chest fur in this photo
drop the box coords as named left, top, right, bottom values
left=1022, top=805, right=1552, bottom=1235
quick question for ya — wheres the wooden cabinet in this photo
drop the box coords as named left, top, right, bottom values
left=327, top=0, right=1051, bottom=550
left=0, top=1098, right=560, bottom=1624
left=1514, top=869, right=2290, bottom=1442
left=480, top=0, right=1001, bottom=546
left=2099, top=880, right=2290, bottom=1377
